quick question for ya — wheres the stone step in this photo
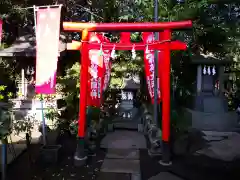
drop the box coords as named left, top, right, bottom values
left=101, top=158, right=140, bottom=174
left=114, top=122, right=139, bottom=129
left=97, top=172, right=131, bottom=180
left=100, top=130, right=147, bottom=149
left=106, top=149, right=139, bottom=160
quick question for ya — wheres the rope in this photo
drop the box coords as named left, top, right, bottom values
left=81, top=39, right=171, bottom=48
left=14, top=4, right=63, bottom=10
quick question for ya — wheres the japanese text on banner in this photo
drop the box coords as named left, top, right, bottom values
left=88, top=33, right=112, bottom=107
left=142, top=32, right=161, bottom=104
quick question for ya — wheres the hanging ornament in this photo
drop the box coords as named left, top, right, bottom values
left=26, top=66, right=30, bottom=75
left=212, top=66, right=216, bottom=75
left=132, top=44, right=136, bottom=60
left=145, top=44, right=150, bottom=55
left=203, top=66, right=207, bottom=75
left=128, top=92, right=133, bottom=100
left=122, top=91, right=127, bottom=100
left=207, top=66, right=211, bottom=75
left=98, top=43, right=103, bottom=56
left=111, top=45, right=116, bottom=59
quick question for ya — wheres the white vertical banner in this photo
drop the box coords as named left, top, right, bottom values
left=35, top=6, right=62, bottom=94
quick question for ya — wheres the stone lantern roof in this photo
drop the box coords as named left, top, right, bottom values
left=121, top=75, right=140, bottom=90
left=191, top=53, right=232, bottom=65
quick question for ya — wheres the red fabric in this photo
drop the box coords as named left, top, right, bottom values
left=142, top=32, right=161, bottom=104
left=87, top=33, right=111, bottom=107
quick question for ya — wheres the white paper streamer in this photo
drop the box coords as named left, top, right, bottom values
left=203, top=66, right=207, bottom=75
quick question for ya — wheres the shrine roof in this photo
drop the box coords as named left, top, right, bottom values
left=0, top=33, right=67, bottom=57
left=121, top=77, right=140, bottom=90
left=191, top=53, right=232, bottom=65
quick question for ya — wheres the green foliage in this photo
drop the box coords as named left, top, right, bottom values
left=0, top=108, right=13, bottom=139
left=12, top=111, right=39, bottom=138
left=170, top=108, right=192, bottom=135
left=45, top=107, right=59, bottom=121
left=69, top=106, right=101, bottom=136
left=38, top=94, right=60, bottom=128
left=0, top=85, right=13, bottom=101
left=57, top=62, right=80, bottom=119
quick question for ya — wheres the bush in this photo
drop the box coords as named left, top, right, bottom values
left=57, top=62, right=80, bottom=121
left=56, top=62, right=102, bottom=135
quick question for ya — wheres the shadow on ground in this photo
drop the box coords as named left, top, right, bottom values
left=140, top=149, right=240, bottom=180
left=6, top=132, right=106, bottom=180
left=4, top=131, right=240, bottom=180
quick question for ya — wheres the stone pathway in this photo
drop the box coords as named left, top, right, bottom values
left=99, top=130, right=146, bottom=180
left=99, top=130, right=184, bottom=180
left=101, top=131, right=146, bottom=149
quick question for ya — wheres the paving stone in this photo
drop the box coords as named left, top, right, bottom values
left=101, top=131, right=147, bottom=149
left=203, top=136, right=225, bottom=141
left=97, top=172, right=131, bottom=180
left=131, top=173, right=141, bottom=180
left=106, top=149, right=139, bottom=159
left=101, top=159, right=140, bottom=174
left=148, top=172, right=184, bottom=180
left=114, top=122, right=139, bottom=129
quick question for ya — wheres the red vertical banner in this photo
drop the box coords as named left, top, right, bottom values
left=101, top=35, right=112, bottom=92
left=102, top=50, right=112, bottom=92
left=88, top=33, right=103, bottom=107
left=97, top=34, right=111, bottom=105
left=35, top=7, right=62, bottom=94
left=0, top=19, right=3, bottom=44
left=142, top=32, right=161, bottom=104
left=88, top=33, right=111, bottom=107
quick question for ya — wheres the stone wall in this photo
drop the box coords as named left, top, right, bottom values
left=185, top=108, right=238, bottom=131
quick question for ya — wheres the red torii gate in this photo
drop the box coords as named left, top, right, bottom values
left=63, top=21, right=192, bottom=166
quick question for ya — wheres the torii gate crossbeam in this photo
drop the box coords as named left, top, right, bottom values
left=63, top=21, right=192, bottom=32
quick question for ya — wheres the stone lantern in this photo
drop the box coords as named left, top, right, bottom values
left=114, top=75, right=141, bottom=129
left=187, top=53, right=238, bottom=131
